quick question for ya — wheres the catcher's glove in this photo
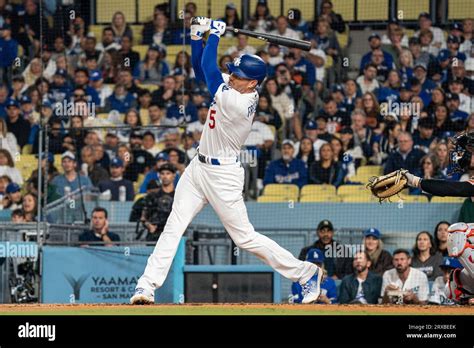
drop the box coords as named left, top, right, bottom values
left=366, top=169, right=408, bottom=202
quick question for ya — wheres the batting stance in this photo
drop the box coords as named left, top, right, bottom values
left=375, top=131, right=474, bottom=303
left=131, top=18, right=322, bottom=305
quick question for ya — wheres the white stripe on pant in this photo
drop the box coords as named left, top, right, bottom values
left=137, top=157, right=317, bottom=291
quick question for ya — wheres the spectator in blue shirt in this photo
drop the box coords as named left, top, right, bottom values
left=50, top=69, right=72, bottom=104
left=105, top=84, right=137, bottom=113
left=290, top=48, right=316, bottom=87
left=169, top=11, right=191, bottom=45
left=263, top=139, right=308, bottom=188
left=50, top=151, right=93, bottom=197
left=73, top=68, right=100, bottom=106
left=0, top=23, right=18, bottom=84
left=412, top=117, right=437, bottom=154
left=383, top=131, right=425, bottom=174
left=133, top=43, right=170, bottom=85
left=140, top=152, right=180, bottom=193
left=291, top=248, right=338, bottom=304
left=360, top=33, right=395, bottom=73
left=446, top=92, right=469, bottom=125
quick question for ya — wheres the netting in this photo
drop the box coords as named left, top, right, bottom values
left=0, top=0, right=472, bottom=304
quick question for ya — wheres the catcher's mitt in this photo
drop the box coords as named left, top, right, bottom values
left=366, top=169, right=408, bottom=202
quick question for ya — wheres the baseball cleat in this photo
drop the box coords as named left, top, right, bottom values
left=130, top=287, right=154, bottom=305
left=301, top=267, right=323, bottom=304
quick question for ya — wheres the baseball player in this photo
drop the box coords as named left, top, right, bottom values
left=403, top=131, right=474, bottom=304
left=131, top=18, right=322, bottom=305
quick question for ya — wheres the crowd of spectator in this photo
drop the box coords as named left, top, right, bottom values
left=0, top=0, right=471, bottom=223
left=291, top=219, right=460, bottom=305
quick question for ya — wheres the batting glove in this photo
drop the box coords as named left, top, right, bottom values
left=404, top=171, right=421, bottom=188
left=209, top=20, right=226, bottom=37
left=190, top=16, right=210, bottom=40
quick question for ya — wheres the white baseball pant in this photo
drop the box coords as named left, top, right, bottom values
left=137, top=156, right=317, bottom=291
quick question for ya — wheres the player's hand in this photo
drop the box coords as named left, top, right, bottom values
left=404, top=171, right=421, bottom=188
left=210, top=20, right=226, bottom=37
left=190, top=16, right=210, bottom=39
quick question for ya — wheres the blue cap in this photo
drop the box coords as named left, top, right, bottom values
left=172, top=67, right=185, bottom=76
left=447, top=35, right=460, bottom=44
left=110, top=157, right=124, bottom=167
left=438, top=50, right=450, bottom=62
left=364, top=228, right=381, bottom=239
left=305, top=120, right=317, bottom=130
left=36, top=152, right=54, bottom=163
left=197, top=101, right=210, bottom=109
left=41, top=100, right=52, bottom=109
left=54, top=69, right=67, bottom=78
left=440, top=257, right=463, bottom=269
left=20, top=95, right=31, bottom=104
left=6, top=98, right=19, bottom=108
left=149, top=43, right=166, bottom=56
left=155, top=152, right=169, bottom=162
left=400, top=82, right=411, bottom=91
left=451, top=22, right=463, bottom=31
left=368, top=33, right=381, bottom=41
left=331, top=84, right=344, bottom=93
left=226, top=54, right=267, bottom=83
left=89, top=70, right=102, bottom=82
left=306, top=248, right=325, bottom=264
left=419, top=12, right=431, bottom=20
left=6, top=183, right=21, bottom=194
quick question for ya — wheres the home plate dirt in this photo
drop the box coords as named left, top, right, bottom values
left=0, top=303, right=472, bottom=315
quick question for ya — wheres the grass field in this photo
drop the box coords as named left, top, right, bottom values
left=0, top=303, right=472, bottom=315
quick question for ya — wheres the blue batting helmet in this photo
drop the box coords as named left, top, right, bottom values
left=226, top=54, right=267, bottom=83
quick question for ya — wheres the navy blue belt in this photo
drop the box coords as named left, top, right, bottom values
left=197, top=152, right=238, bottom=166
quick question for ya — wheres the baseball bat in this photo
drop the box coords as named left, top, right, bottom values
left=226, top=28, right=312, bottom=51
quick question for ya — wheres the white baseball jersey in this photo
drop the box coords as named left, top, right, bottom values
left=198, top=73, right=259, bottom=158
left=381, top=267, right=430, bottom=302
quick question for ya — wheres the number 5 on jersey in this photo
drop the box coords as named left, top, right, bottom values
left=209, top=109, right=216, bottom=129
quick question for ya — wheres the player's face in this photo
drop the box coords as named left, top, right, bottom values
left=229, top=74, right=257, bottom=93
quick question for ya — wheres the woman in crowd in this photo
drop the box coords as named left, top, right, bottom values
left=331, top=137, right=355, bottom=182
left=319, top=0, right=345, bottom=33
left=254, top=94, right=282, bottom=131
left=22, top=58, right=42, bottom=88
left=219, top=3, right=242, bottom=36
left=371, top=121, right=401, bottom=165
left=384, top=69, right=402, bottom=91
left=426, top=87, right=446, bottom=116
left=173, top=51, right=194, bottom=78
left=120, top=109, right=142, bottom=142
left=410, top=154, right=445, bottom=195
left=247, top=0, right=275, bottom=32
left=398, top=49, right=414, bottom=84
left=0, top=149, right=22, bottom=185
left=466, top=113, right=474, bottom=133
left=308, top=143, right=344, bottom=187
left=295, top=137, right=315, bottom=166
left=0, top=118, right=18, bottom=158
left=22, top=192, right=38, bottom=222
left=363, top=228, right=393, bottom=276
left=142, top=11, right=172, bottom=45
left=361, top=92, right=381, bottom=133
left=433, top=221, right=450, bottom=257
left=134, top=44, right=170, bottom=85
left=111, top=11, right=133, bottom=43
left=433, top=104, right=456, bottom=138
left=411, top=231, right=443, bottom=281
left=433, top=141, right=450, bottom=177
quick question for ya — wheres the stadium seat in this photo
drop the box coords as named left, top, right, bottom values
left=257, top=195, right=293, bottom=203
left=337, top=184, right=371, bottom=198
left=430, top=196, right=467, bottom=204
left=448, top=0, right=474, bottom=19
left=134, top=45, right=149, bottom=60
left=88, top=25, right=104, bottom=41
left=96, top=0, right=136, bottom=24
left=137, top=84, right=159, bottom=92
left=210, top=0, right=242, bottom=20
left=22, top=144, right=32, bottom=155
left=262, top=184, right=299, bottom=199
left=357, top=0, right=388, bottom=21
left=17, top=154, right=37, bottom=180
left=357, top=165, right=383, bottom=176
left=341, top=195, right=375, bottom=203
left=300, top=184, right=337, bottom=197
left=300, top=195, right=342, bottom=203
left=397, top=0, right=429, bottom=20
left=283, top=0, right=315, bottom=21
left=399, top=195, right=429, bottom=203
left=130, top=25, right=143, bottom=44
left=332, top=0, right=355, bottom=21
left=134, top=193, right=146, bottom=202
